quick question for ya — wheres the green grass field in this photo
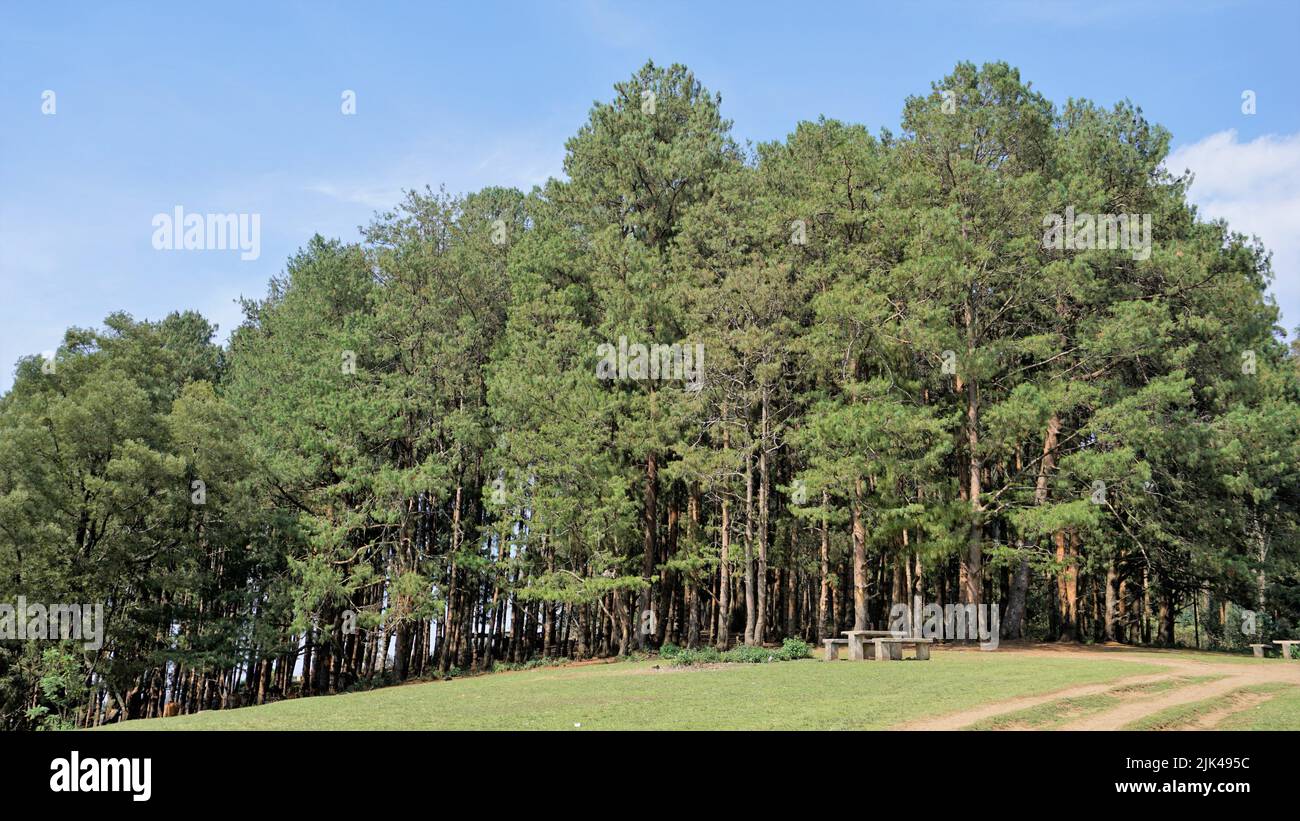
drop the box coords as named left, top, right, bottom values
left=101, top=652, right=1173, bottom=731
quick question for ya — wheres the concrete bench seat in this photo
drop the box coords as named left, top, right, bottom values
left=1273, top=640, right=1298, bottom=660
left=872, top=636, right=934, bottom=661
left=822, top=638, right=850, bottom=661
left=1250, top=643, right=1270, bottom=658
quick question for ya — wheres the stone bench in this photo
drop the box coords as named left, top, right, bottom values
left=1273, top=640, right=1298, bottom=660
left=1250, top=643, right=1270, bottom=658
left=872, top=637, right=935, bottom=661
left=823, top=638, right=850, bottom=661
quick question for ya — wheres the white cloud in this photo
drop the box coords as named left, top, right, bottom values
left=1166, top=130, right=1300, bottom=333
left=305, top=182, right=403, bottom=209
left=306, top=133, right=564, bottom=215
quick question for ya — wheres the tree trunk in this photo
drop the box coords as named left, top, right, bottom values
left=655, top=495, right=679, bottom=647
left=785, top=527, right=798, bottom=639
left=1252, top=512, right=1268, bottom=638
left=962, top=342, right=983, bottom=606
left=743, top=448, right=757, bottom=644
left=638, top=451, right=658, bottom=650
left=1004, top=414, right=1060, bottom=638
left=851, top=476, right=869, bottom=631
left=718, top=490, right=732, bottom=649
left=755, top=390, right=770, bottom=644
left=1117, top=578, right=1128, bottom=643
left=1104, top=561, right=1118, bottom=642
left=817, top=494, right=830, bottom=641
left=1159, top=583, right=1175, bottom=646
left=717, top=422, right=732, bottom=649
left=1055, top=529, right=1078, bottom=641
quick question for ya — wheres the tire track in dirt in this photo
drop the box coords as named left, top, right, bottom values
left=894, top=645, right=1300, bottom=731
left=897, top=671, right=1179, bottom=730
left=1182, top=691, right=1273, bottom=730
left=1062, top=668, right=1298, bottom=730
left=1058, top=675, right=1252, bottom=730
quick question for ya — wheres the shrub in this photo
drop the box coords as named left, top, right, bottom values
left=662, top=638, right=811, bottom=666
left=721, top=644, right=779, bottom=663
left=667, top=646, right=721, bottom=666
left=778, top=637, right=812, bottom=660
left=489, top=656, right=571, bottom=673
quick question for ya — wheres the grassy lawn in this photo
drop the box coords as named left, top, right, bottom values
left=100, top=652, right=1166, bottom=731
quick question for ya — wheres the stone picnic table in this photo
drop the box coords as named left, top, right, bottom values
left=823, top=630, right=935, bottom=661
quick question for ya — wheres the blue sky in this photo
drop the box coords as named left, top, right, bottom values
left=2, top=0, right=1299, bottom=393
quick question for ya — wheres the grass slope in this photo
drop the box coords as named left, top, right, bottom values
left=101, top=652, right=1164, bottom=731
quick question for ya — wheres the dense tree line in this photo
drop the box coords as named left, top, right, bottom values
left=3, top=61, right=1298, bottom=728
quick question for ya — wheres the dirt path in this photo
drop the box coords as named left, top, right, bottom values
left=1183, top=690, right=1272, bottom=730
left=897, top=645, right=1300, bottom=731
left=1059, top=664, right=1293, bottom=730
